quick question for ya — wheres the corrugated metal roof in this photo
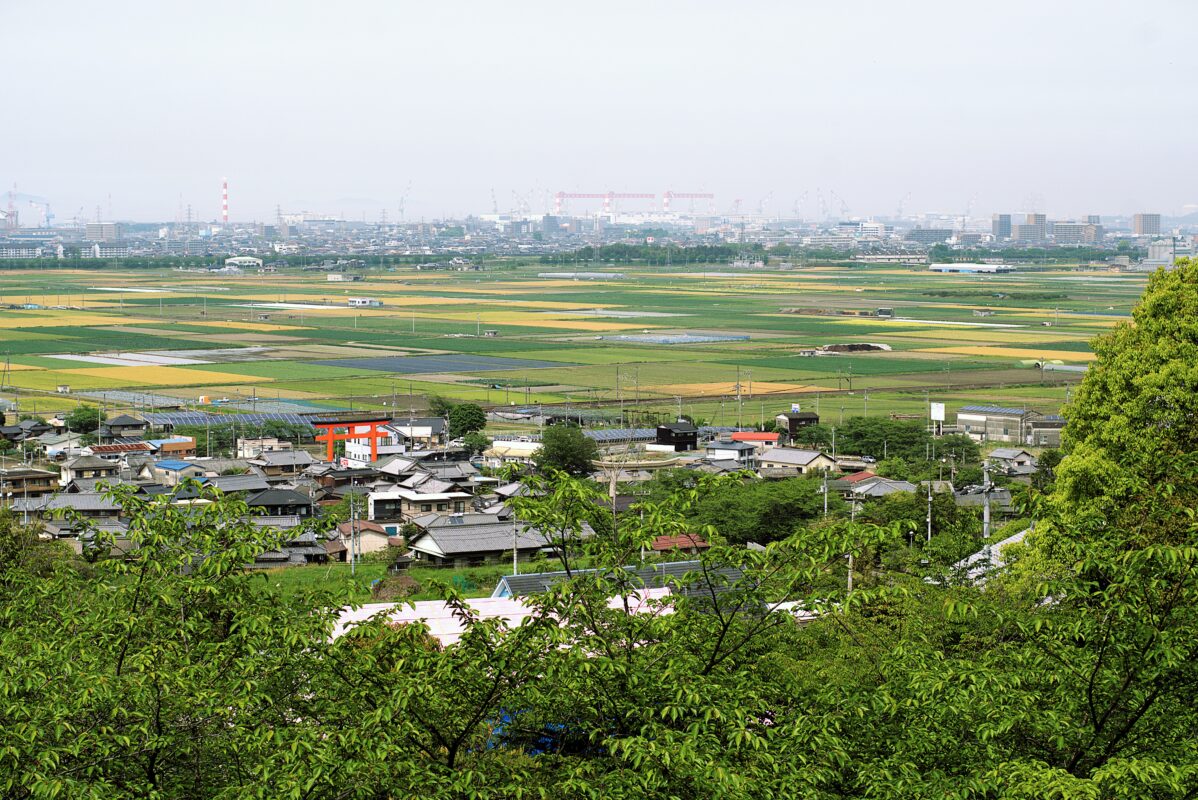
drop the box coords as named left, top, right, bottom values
left=958, top=405, right=1031, bottom=416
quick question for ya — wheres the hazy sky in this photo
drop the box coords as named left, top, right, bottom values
left=4, top=0, right=1197, bottom=223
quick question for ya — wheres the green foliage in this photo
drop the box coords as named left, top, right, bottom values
left=1057, top=258, right=1198, bottom=545
left=689, top=474, right=837, bottom=544
left=460, top=430, right=491, bottom=456
left=426, top=394, right=455, bottom=417
left=533, top=424, right=599, bottom=476
left=64, top=404, right=102, bottom=433
left=1032, top=447, right=1063, bottom=491
left=447, top=402, right=487, bottom=437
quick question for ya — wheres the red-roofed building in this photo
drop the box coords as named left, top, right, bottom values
left=85, top=442, right=154, bottom=460
left=841, top=470, right=878, bottom=484
left=731, top=431, right=781, bottom=444
left=650, top=533, right=710, bottom=554
left=730, top=431, right=781, bottom=455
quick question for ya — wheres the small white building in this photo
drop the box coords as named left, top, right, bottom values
left=347, top=297, right=383, bottom=308
left=225, top=256, right=263, bottom=269
left=482, top=440, right=542, bottom=468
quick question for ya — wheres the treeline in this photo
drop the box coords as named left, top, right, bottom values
left=922, top=289, right=1068, bottom=301
left=929, top=243, right=1145, bottom=264
left=539, top=243, right=767, bottom=265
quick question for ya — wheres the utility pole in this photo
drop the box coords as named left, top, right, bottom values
left=822, top=470, right=828, bottom=517
left=350, top=476, right=358, bottom=576
left=982, top=460, right=991, bottom=540
left=847, top=497, right=857, bottom=593
left=926, top=481, right=933, bottom=543
left=735, top=366, right=742, bottom=429
left=512, top=515, right=519, bottom=576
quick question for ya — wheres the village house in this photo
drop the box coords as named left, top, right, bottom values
left=146, top=437, right=197, bottom=459
left=98, top=414, right=148, bottom=442
left=247, top=449, right=317, bottom=477
left=245, top=488, right=316, bottom=518
left=756, top=447, right=837, bottom=475
left=0, top=467, right=59, bottom=501
left=144, top=460, right=207, bottom=486
left=482, top=439, right=541, bottom=469
left=404, top=512, right=578, bottom=568
left=731, top=431, right=782, bottom=454
left=655, top=421, right=699, bottom=452
left=774, top=411, right=820, bottom=439
left=704, top=440, right=758, bottom=469
left=367, top=484, right=471, bottom=524
left=1027, top=415, right=1066, bottom=447
left=236, top=437, right=294, bottom=459
left=13, top=492, right=123, bottom=523
left=334, top=519, right=393, bottom=557
left=60, top=455, right=120, bottom=484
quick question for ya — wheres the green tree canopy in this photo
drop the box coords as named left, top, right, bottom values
left=1056, top=258, right=1198, bottom=544
left=533, top=424, right=599, bottom=476
left=447, top=403, right=487, bottom=438
left=688, top=474, right=837, bottom=544
left=64, top=405, right=102, bottom=433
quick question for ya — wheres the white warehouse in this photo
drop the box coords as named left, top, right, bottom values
left=347, top=297, right=384, bottom=308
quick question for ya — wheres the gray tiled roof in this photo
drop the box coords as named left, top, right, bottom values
left=13, top=493, right=122, bottom=513
left=411, top=523, right=551, bottom=555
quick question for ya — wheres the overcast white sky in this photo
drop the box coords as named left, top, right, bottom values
left=3, top=0, right=1196, bottom=223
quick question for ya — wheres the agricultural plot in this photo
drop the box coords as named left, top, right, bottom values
left=0, top=261, right=1147, bottom=420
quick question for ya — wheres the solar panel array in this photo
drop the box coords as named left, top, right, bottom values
left=76, top=390, right=189, bottom=407
left=514, top=406, right=620, bottom=420
left=605, top=333, right=751, bottom=345
left=583, top=428, right=657, bottom=442
left=142, top=412, right=318, bottom=428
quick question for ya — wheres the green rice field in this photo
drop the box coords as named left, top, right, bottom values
left=0, top=260, right=1146, bottom=423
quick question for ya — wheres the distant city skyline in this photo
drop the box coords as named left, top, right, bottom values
left=4, top=0, right=1197, bottom=222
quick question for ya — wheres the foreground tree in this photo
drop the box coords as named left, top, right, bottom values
left=1056, top=258, right=1198, bottom=546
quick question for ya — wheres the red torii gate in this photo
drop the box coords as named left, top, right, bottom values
left=311, top=415, right=393, bottom=462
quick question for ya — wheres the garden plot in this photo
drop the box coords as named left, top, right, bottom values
left=313, top=353, right=576, bottom=374
left=44, top=352, right=214, bottom=367
left=655, top=381, right=836, bottom=397
left=540, top=309, right=689, bottom=318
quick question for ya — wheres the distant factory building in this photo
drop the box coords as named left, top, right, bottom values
left=85, top=222, right=122, bottom=242
left=991, top=214, right=1012, bottom=240
left=905, top=227, right=954, bottom=245
left=956, top=405, right=1041, bottom=444
left=347, top=297, right=383, bottom=308
left=929, top=263, right=1016, bottom=274
left=1050, top=222, right=1104, bottom=245
left=1133, top=213, right=1161, bottom=236
left=225, top=256, right=263, bottom=269
left=327, top=273, right=362, bottom=282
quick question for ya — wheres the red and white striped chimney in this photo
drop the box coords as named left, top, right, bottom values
left=221, top=177, right=229, bottom=225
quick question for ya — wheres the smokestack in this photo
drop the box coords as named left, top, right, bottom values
left=221, top=177, right=229, bottom=226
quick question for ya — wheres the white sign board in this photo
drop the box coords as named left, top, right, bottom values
left=791, top=403, right=801, bottom=413
left=930, top=402, right=945, bottom=422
